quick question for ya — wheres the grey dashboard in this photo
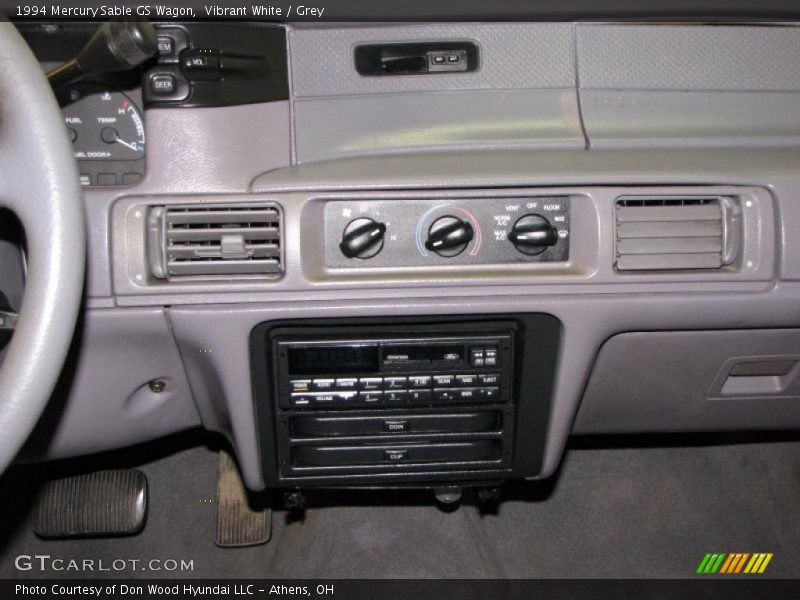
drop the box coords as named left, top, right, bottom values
left=17, top=21, right=800, bottom=491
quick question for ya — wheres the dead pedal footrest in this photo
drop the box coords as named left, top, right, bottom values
left=34, top=469, right=147, bottom=539
left=215, top=450, right=271, bottom=547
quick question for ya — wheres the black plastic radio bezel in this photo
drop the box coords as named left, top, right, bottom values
left=250, top=314, right=560, bottom=488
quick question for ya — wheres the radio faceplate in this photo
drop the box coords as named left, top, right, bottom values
left=275, top=333, right=513, bottom=411
left=250, top=315, right=560, bottom=487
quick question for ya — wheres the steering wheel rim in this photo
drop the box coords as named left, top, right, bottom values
left=0, top=22, right=85, bottom=473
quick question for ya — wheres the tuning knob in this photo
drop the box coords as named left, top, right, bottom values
left=340, top=217, right=387, bottom=259
left=425, top=216, right=474, bottom=257
left=508, top=214, right=558, bottom=255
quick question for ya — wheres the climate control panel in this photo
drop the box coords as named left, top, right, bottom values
left=324, top=196, right=571, bottom=268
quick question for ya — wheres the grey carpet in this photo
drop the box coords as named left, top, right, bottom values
left=1, top=432, right=798, bottom=579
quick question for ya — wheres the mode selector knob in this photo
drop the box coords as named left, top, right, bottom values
left=508, top=214, right=558, bottom=255
left=425, top=216, right=474, bottom=257
left=340, top=217, right=387, bottom=259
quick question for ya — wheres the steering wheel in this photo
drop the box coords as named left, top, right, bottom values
left=0, top=22, right=85, bottom=473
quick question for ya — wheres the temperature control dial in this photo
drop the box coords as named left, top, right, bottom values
left=508, top=214, right=558, bottom=255
left=340, top=218, right=387, bottom=259
left=425, top=216, right=474, bottom=257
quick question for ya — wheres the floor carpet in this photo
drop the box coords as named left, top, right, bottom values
left=1, top=431, right=798, bottom=579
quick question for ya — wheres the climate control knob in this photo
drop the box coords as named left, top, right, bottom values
left=339, top=217, right=387, bottom=259
left=425, top=216, right=474, bottom=257
left=508, top=214, right=558, bottom=255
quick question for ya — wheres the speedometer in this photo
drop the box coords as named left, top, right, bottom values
left=60, top=85, right=145, bottom=161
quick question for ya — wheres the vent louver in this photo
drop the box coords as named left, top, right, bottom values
left=615, top=197, right=741, bottom=271
left=148, top=204, right=282, bottom=279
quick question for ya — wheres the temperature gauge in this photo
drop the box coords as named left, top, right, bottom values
left=60, top=85, right=145, bottom=161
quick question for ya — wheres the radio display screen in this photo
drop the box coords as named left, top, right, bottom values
left=287, top=345, right=380, bottom=375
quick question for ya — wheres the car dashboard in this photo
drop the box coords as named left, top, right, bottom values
left=12, top=19, right=800, bottom=493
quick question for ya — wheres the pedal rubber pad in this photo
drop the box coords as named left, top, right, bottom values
left=34, top=469, right=147, bottom=539
left=215, top=450, right=271, bottom=547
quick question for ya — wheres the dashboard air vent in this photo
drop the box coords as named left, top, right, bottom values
left=615, top=197, right=741, bottom=271
left=148, top=204, right=282, bottom=279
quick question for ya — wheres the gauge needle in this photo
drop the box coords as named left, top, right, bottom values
left=115, top=138, right=139, bottom=152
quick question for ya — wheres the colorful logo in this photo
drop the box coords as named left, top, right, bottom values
left=696, top=553, right=773, bottom=574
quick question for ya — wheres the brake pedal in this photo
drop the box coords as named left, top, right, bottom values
left=34, top=469, right=147, bottom=539
left=215, top=450, right=271, bottom=547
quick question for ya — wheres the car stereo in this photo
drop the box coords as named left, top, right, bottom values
left=250, top=315, right=560, bottom=487
left=276, top=332, right=512, bottom=410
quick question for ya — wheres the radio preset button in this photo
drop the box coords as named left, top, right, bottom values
left=360, top=390, right=383, bottom=404
left=383, top=376, right=408, bottom=390
left=478, top=373, right=500, bottom=386
left=408, top=375, right=432, bottom=389
left=290, top=379, right=311, bottom=393
left=407, top=390, right=433, bottom=403
left=358, top=377, right=383, bottom=391
left=384, top=390, right=409, bottom=403
left=433, top=374, right=455, bottom=387
left=312, top=378, right=336, bottom=391
left=335, top=378, right=358, bottom=390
